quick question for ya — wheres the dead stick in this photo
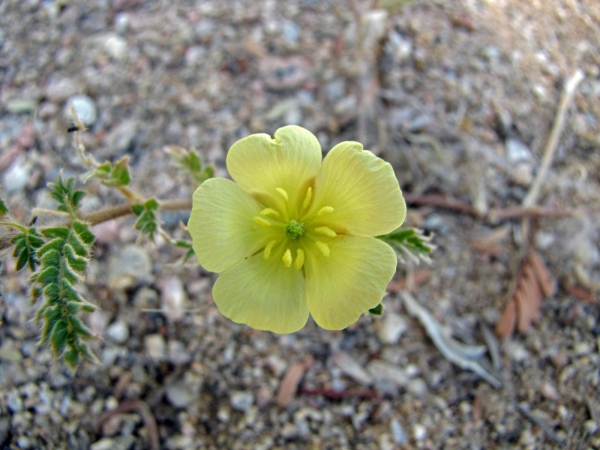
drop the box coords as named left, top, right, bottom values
left=403, top=193, right=580, bottom=221
left=523, top=70, right=585, bottom=207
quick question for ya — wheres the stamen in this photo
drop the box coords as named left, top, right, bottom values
left=317, top=206, right=334, bottom=216
left=260, top=208, right=280, bottom=218
left=314, top=226, right=337, bottom=237
left=295, top=249, right=305, bottom=270
left=315, top=241, right=330, bottom=257
left=276, top=187, right=289, bottom=201
left=302, top=187, right=312, bottom=209
left=264, top=240, right=277, bottom=260
left=282, top=248, right=292, bottom=267
left=253, top=216, right=271, bottom=227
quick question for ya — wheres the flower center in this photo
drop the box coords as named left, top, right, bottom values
left=253, top=186, right=336, bottom=270
left=285, top=220, right=304, bottom=239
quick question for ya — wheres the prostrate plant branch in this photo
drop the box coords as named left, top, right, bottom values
left=78, top=198, right=192, bottom=227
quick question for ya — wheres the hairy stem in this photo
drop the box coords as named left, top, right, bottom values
left=81, top=199, right=192, bottom=226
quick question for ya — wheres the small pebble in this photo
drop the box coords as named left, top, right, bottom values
left=230, top=391, right=254, bottom=412
left=106, top=321, right=129, bottom=344
left=66, top=95, right=97, bottom=126
left=144, top=334, right=167, bottom=362
left=413, top=423, right=427, bottom=441
left=390, top=418, right=407, bottom=444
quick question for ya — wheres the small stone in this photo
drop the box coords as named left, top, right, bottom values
left=367, top=361, right=409, bottom=387
left=45, top=77, right=81, bottom=102
left=17, top=436, right=30, bottom=449
left=331, top=351, right=373, bottom=386
left=407, top=378, right=428, bottom=398
left=390, top=418, right=407, bottom=444
left=166, top=383, right=198, bottom=408
left=413, top=423, right=427, bottom=441
left=584, top=420, right=598, bottom=434
left=106, top=321, right=129, bottom=344
left=90, top=438, right=116, bottom=450
left=66, top=95, right=97, bottom=126
left=102, top=120, right=137, bottom=158
left=160, top=277, right=187, bottom=322
left=503, top=340, right=530, bottom=362
left=6, top=389, right=23, bottom=412
left=280, top=422, right=300, bottom=439
left=282, top=20, right=301, bottom=44
left=376, top=313, right=408, bottom=344
left=217, top=407, right=230, bottom=423
left=230, top=391, right=254, bottom=412
left=144, top=334, right=166, bottom=362
left=505, top=137, right=532, bottom=163
left=168, top=340, right=191, bottom=365
left=109, top=245, right=152, bottom=290
left=511, top=162, right=533, bottom=187
left=102, top=34, right=127, bottom=61
left=539, top=381, right=560, bottom=401
left=3, top=156, right=29, bottom=192
left=260, top=56, right=311, bottom=90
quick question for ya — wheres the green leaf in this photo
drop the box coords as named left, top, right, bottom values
left=36, top=266, right=59, bottom=285
left=42, top=227, right=70, bottom=239
left=72, top=221, right=95, bottom=245
left=165, top=146, right=213, bottom=184
left=369, top=304, right=383, bottom=315
left=378, top=227, right=435, bottom=264
left=133, top=199, right=160, bottom=240
left=64, top=347, right=80, bottom=370
left=47, top=175, right=85, bottom=217
left=0, top=198, right=7, bottom=216
left=69, top=316, right=92, bottom=338
left=11, top=228, right=44, bottom=271
left=50, top=319, right=69, bottom=355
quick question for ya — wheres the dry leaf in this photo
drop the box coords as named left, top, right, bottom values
left=495, top=299, right=517, bottom=339
left=495, top=251, right=555, bottom=338
left=528, top=251, right=556, bottom=296
left=276, top=356, right=313, bottom=407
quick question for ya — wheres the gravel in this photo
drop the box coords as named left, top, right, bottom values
left=1, top=0, right=600, bottom=448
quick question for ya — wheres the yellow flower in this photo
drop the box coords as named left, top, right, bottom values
left=188, top=126, right=406, bottom=333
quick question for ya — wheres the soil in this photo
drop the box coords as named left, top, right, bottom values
left=1, top=0, right=599, bottom=449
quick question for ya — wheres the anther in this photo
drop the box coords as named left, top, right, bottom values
left=295, top=249, right=305, bottom=270
left=314, top=227, right=337, bottom=237
left=315, top=241, right=330, bottom=257
left=276, top=187, right=289, bottom=201
left=253, top=216, right=271, bottom=227
left=264, top=240, right=277, bottom=260
left=260, top=208, right=280, bottom=218
left=282, top=248, right=292, bottom=267
left=302, top=187, right=312, bottom=209
left=317, top=206, right=334, bottom=216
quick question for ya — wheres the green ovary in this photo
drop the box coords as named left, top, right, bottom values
left=285, top=220, right=304, bottom=239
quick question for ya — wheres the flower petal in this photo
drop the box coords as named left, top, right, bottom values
left=213, top=253, right=309, bottom=334
left=305, top=236, right=397, bottom=330
left=226, top=126, right=322, bottom=210
left=309, top=142, right=406, bottom=236
left=188, top=178, right=277, bottom=273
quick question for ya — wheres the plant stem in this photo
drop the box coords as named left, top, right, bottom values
left=81, top=199, right=192, bottom=226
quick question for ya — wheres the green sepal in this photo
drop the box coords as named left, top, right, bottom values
left=369, top=304, right=383, bottom=315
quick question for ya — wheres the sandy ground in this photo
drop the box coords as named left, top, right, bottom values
left=1, top=0, right=600, bottom=448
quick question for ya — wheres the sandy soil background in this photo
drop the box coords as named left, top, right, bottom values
left=1, top=0, right=600, bottom=448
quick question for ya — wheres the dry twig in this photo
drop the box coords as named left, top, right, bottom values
left=523, top=70, right=585, bottom=207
